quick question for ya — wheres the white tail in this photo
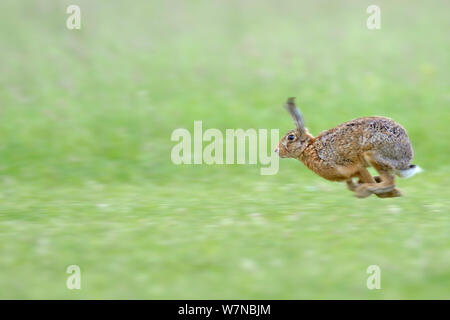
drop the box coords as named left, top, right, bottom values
left=395, top=165, right=423, bottom=178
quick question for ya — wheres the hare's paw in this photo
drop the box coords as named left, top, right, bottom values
left=376, top=188, right=403, bottom=198
left=346, top=180, right=359, bottom=191
left=368, top=184, right=395, bottom=194
left=354, top=185, right=373, bottom=198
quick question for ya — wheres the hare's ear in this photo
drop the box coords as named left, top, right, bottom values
left=285, top=97, right=305, bottom=133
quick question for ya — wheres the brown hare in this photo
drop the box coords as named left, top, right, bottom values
left=275, top=97, right=421, bottom=198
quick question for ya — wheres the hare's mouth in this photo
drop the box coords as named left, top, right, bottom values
left=274, top=147, right=288, bottom=158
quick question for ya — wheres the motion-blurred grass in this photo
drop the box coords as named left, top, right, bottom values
left=0, top=0, right=449, bottom=299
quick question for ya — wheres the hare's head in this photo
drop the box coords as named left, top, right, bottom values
left=275, top=98, right=313, bottom=158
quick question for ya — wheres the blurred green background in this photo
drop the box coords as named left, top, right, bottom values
left=0, top=0, right=449, bottom=299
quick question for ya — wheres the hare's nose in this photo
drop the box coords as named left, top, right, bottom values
left=274, top=147, right=279, bottom=153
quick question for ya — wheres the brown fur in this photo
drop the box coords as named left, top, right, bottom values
left=276, top=98, right=418, bottom=198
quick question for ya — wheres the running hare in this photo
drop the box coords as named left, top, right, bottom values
left=275, top=98, right=421, bottom=198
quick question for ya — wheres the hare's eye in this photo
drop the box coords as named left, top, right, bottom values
left=287, top=134, right=295, bottom=141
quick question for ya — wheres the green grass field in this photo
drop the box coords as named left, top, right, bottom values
left=0, top=0, right=449, bottom=299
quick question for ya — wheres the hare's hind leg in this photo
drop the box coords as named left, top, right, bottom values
left=357, top=169, right=401, bottom=198
left=367, top=171, right=402, bottom=198
left=376, top=188, right=402, bottom=198
left=354, top=153, right=402, bottom=198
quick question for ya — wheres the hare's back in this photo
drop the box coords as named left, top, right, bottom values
left=316, top=116, right=413, bottom=168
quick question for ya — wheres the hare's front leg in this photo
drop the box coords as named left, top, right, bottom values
left=347, top=174, right=381, bottom=192
left=346, top=179, right=358, bottom=191
left=353, top=167, right=377, bottom=198
left=345, top=168, right=375, bottom=194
